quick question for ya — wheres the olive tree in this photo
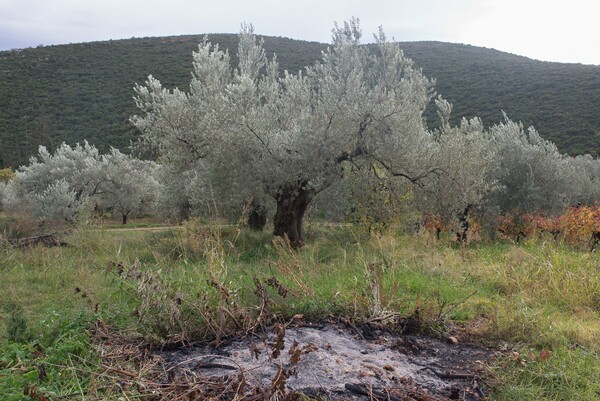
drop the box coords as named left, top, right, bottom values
left=414, top=97, right=497, bottom=241
left=14, top=142, right=103, bottom=200
left=29, top=179, right=86, bottom=223
left=4, top=142, right=161, bottom=225
left=3, top=142, right=103, bottom=223
left=564, top=154, right=600, bottom=206
left=96, top=148, right=162, bottom=224
left=486, top=115, right=571, bottom=215
left=132, top=20, right=434, bottom=246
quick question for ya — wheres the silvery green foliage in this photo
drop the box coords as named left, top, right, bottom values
left=1, top=181, right=17, bottom=214
left=487, top=115, right=571, bottom=215
left=153, top=166, right=196, bottom=220
left=564, top=154, right=600, bottom=205
left=13, top=141, right=103, bottom=200
left=29, top=179, right=86, bottom=223
left=5, top=142, right=160, bottom=225
left=414, top=97, right=497, bottom=227
left=96, top=148, right=162, bottom=224
left=131, top=28, right=264, bottom=220
left=4, top=142, right=103, bottom=222
left=132, top=20, right=433, bottom=236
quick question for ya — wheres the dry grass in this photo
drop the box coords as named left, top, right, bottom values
left=1, top=224, right=598, bottom=400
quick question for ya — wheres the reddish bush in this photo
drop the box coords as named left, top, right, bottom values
left=497, top=212, right=536, bottom=243
left=559, top=205, right=600, bottom=251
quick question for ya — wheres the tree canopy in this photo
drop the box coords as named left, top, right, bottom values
left=133, top=20, right=441, bottom=246
left=1, top=142, right=160, bottom=225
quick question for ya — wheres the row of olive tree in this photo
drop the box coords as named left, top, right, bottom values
left=127, top=19, right=600, bottom=245
left=0, top=142, right=161, bottom=225
left=130, top=19, right=600, bottom=245
left=4, top=20, right=598, bottom=239
left=412, top=100, right=600, bottom=240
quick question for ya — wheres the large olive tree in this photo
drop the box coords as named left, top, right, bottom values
left=132, top=20, right=434, bottom=246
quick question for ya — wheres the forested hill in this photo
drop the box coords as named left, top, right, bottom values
left=1, top=34, right=599, bottom=168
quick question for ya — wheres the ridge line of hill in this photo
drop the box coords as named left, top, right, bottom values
left=0, top=34, right=598, bottom=168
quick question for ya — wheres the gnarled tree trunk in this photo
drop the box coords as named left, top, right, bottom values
left=456, top=204, right=473, bottom=244
left=272, top=185, right=312, bottom=248
left=247, top=200, right=267, bottom=231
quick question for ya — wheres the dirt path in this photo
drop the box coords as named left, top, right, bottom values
left=100, top=225, right=179, bottom=232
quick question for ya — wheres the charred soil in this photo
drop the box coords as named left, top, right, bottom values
left=93, top=318, right=495, bottom=400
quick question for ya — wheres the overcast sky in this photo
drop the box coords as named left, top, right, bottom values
left=1, top=0, right=598, bottom=65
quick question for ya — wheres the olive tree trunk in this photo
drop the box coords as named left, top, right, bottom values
left=456, top=204, right=473, bottom=244
left=247, top=200, right=267, bottom=231
left=272, top=186, right=312, bottom=248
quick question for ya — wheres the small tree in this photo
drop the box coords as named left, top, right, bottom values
left=133, top=20, right=434, bottom=246
left=487, top=115, right=571, bottom=215
left=4, top=142, right=103, bottom=223
left=4, top=142, right=160, bottom=226
left=96, top=148, right=162, bottom=224
left=414, top=97, right=497, bottom=242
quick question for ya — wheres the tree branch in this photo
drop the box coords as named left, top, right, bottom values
left=371, top=154, right=447, bottom=187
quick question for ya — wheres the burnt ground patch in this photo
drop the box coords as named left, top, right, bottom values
left=92, top=318, right=495, bottom=400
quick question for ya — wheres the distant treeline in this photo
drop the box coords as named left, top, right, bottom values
left=0, top=34, right=598, bottom=168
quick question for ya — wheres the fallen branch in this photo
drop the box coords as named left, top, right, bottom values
left=166, top=354, right=243, bottom=372
left=9, top=233, right=68, bottom=248
left=194, top=362, right=237, bottom=370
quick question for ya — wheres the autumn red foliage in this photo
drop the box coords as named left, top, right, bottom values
left=559, top=205, right=600, bottom=251
left=495, top=206, right=599, bottom=250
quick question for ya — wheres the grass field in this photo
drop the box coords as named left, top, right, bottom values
left=1, top=221, right=599, bottom=400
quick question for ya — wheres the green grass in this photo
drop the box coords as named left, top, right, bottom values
left=1, top=223, right=598, bottom=400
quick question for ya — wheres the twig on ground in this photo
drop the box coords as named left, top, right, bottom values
left=420, top=366, right=477, bottom=380
left=340, top=317, right=365, bottom=340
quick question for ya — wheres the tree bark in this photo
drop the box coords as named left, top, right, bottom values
left=247, top=200, right=267, bottom=231
left=456, top=204, right=472, bottom=244
left=122, top=213, right=129, bottom=225
left=272, top=185, right=312, bottom=248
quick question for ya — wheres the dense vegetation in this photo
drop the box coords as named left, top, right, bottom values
left=1, top=33, right=599, bottom=168
left=2, top=25, right=598, bottom=248
left=0, top=224, right=598, bottom=400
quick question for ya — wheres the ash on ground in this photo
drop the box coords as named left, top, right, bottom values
left=160, top=321, right=493, bottom=400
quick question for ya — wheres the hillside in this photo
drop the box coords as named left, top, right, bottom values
left=0, top=34, right=599, bottom=168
